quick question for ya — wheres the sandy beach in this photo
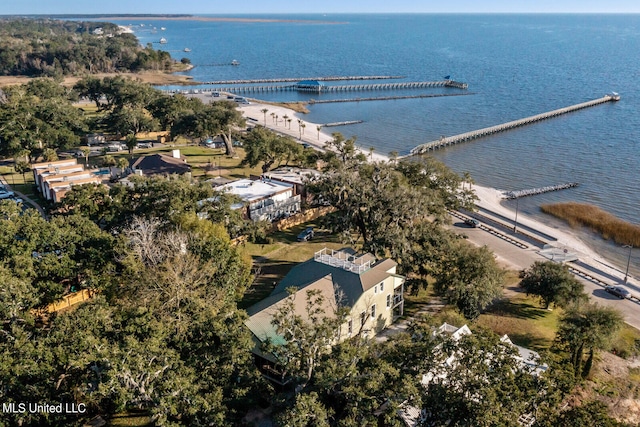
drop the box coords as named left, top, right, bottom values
left=238, top=101, right=390, bottom=162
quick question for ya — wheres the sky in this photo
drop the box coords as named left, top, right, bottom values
left=1, top=0, right=639, bottom=15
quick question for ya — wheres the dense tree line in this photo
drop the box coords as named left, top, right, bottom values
left=0, top=77, right=246, bottom=161
left=0, top=18, right=173, bottom=77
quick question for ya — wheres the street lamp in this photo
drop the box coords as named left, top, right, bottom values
left=623, top=245, right=633, bottom=284
left=513, top=197, right=519, bottom=233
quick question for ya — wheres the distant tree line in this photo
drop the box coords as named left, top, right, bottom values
left=0, top=18, right=173, bottom=77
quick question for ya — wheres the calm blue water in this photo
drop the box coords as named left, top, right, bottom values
left=113, top=14, right=640, bottom=275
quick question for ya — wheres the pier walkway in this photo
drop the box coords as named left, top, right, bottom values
left=189, top=80, right=468, bottom=95
left=410, top=94, right=620, bottom=154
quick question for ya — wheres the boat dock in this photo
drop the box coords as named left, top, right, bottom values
left=202, top=75, right=406, bottom=84
left=410, top=93, right=620, bottom=154
left=504, top=183, right=579, bottom=199
left=199, top=80, right=468, bottom=94
left=322, top=120, right=364, bottom=127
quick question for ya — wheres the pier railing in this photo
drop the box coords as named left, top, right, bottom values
left=410, top=94, right=620, bottom=154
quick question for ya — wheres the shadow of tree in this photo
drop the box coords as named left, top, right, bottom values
left=485, top=298, right=548, bottom=320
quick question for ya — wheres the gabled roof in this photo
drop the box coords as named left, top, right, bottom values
left=246, top=275, right=337, bottom=349
left=271, top=249, right=396, bottom=306
left=130, top=154, right=190, bottom=176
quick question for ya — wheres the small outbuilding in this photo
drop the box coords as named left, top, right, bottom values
left=295, top=80, right=324, bottom=93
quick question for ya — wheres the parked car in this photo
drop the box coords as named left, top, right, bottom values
left=137, top=142, right=152, bottom=149
left=297, top=227, right=314, bottom=242
left=605, top=285, right=630, bottom=299
left=464, top=218, right=480, bottom=228
left=0, top=190, right=16, bottom=200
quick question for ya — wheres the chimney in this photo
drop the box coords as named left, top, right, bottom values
left=172, top=149, right=181, bottom=159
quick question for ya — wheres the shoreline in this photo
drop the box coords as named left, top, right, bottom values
left=237, top=100, right=390, bottom=162
left=237, top=99, right=634, bottom=287
left=472, top=184, right=636, bottom=286
left=104, top=16, right=346, bottom=24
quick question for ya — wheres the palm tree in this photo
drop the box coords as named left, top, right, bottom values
left=261, top=108, right=269, bottom=126
left=462, top=171, right=474, bottom=190
left=297, top=120, right=303, bottom=140
left=301, top=123, right=306, bottom=135
left=275, top=115, right=279, bottom=126
left=389, top=150, right=399, bottom=164
left=81, top=147, right=91, bottom=165
left=287, top=118, right=292, bottom=129
left=270, top=112, right=275, bottom=124
left=116, top=157, right=129, bottom=177
left=316, top=125, right=322, bottom=140
left=368, top=146, right=375, bottom=160
left=283, top=114, right=289, bottom=127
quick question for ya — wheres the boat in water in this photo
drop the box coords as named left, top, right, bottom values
left=159, top=37, right=167, bottom=44
left=184, top=48, right=191, bottom=52
left=161, top=27, right=166, bottom=31
left=231, top=59, right=239, bottom=66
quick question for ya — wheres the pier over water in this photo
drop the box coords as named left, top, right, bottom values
left=410, top=93, right=620, bottom=154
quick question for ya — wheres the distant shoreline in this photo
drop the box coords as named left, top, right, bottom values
left=64, top=15, right=347, bottom=24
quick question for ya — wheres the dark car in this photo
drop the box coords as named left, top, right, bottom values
left=297, top=227, right=314, bottom=242
left=605, top=285, right=630, bottom=299
left=464, top=218, right=480, bottom=228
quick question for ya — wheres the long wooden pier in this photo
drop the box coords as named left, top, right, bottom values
left=207, top=80, right=468, bottom=94
left=411, top=94, right=620, bottom=154
left=203, top=75, right=406, bottom=84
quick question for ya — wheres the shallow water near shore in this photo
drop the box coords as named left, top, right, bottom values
left=113, top=14, right=640, bottom=279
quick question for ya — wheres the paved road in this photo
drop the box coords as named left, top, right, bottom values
left=449, top=214, right=640, bottom=330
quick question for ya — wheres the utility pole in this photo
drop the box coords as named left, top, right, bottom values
left=623, top=245, right=633, bottom=284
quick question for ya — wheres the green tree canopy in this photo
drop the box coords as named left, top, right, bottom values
left=519, top=261, right=587, bottom=309
left=241, top=126, right=304, bottom=173
left=556, top=303, right=624, bottom=378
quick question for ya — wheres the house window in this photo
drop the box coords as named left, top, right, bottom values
left=371, top=304, right=376, bottom=319
left=380, top=282, right=384, bottom=292
left=348, top=319, right=353, bottom=335
left=360, top=311, right=367, bottom=326
left=387, top=294, right=391, bottom=308
left=374, top=285, right=378, bottom=294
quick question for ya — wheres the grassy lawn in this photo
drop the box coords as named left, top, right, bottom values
left=107, top=411, right=152, bottom=427
left=477, top=271, right=561, bottom=352
left=239, top=223, right=345, bottom=310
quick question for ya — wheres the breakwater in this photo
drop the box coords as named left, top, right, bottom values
left=410, top=93, right=620, bottom=154
left=504, top=183, right=579, bottom=199
left=308, top=92, right=473, bottom=104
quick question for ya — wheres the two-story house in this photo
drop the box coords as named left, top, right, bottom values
left=245, top=247, right=405, bottom=384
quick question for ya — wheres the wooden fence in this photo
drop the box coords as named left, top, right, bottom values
left=46, top=288, right=94, bottom=313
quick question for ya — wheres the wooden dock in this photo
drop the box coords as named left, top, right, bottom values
left=411, top=94, right=620, bottom=154
left=205, top=80, right=468, bottom=94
